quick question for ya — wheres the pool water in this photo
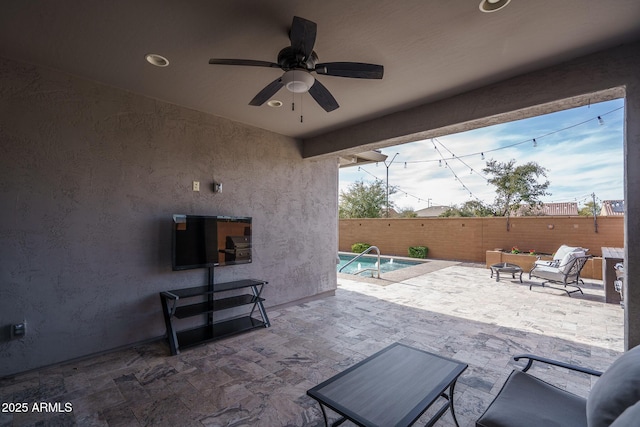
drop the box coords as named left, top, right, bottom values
left=337, top=254, right=422, bottom=275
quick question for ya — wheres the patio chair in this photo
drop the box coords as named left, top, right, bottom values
left=528, top=245, right=591, bottom=296
left=477, top=345, right=640, bottom=427
left=532, top=245, right=588, bottom=273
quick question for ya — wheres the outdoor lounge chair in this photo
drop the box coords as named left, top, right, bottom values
left=528, top=245, right=591, bottom=296
left=476, top=345, right=640, bottom=427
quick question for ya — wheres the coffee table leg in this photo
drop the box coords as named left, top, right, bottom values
left=448, top=381, right=461, bottom=427
left=316, top=403, right=347, bottom=427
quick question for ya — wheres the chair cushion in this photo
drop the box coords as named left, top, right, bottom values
left=558, top=250, right=585, bottom=274
left=477, top=370, right=587, bottom=427
left=553, top=245, right=582, bottom=261
left=610, top=401, right=640, bottom=427
left=586, top=345, right=640, bottom=427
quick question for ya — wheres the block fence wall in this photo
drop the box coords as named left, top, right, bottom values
left=339, top=216, right=624, bottom=262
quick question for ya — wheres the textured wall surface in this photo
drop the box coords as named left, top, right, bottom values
left=0, top=57, right=338, bottom=376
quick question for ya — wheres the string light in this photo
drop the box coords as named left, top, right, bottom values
left=346, top=105, right=623, bottom=209
left=401, top=105, right=623, bottom=166
left=430, top=138, right=487, bottom=203
left=355, top=166, right=441, bottom=206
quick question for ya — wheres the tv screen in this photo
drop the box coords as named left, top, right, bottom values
left=172, top=215, right=252, bottom=270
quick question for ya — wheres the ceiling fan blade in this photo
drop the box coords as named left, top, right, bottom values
left=308, top=79, right=339, bottom=112
left=315, top=62, right=384, bottom=79
left=289, top=16, right=317, bottom=60
left=209, top=58, right=280, bottom=68
left=249, top=77, right=284, bottom=106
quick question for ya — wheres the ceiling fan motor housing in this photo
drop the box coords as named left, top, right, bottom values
left=277, top=47, right=318, bottom=70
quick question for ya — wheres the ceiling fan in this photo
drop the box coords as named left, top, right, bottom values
left=209, top=16, right=384, bottom=112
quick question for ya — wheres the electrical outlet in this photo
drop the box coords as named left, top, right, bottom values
left=192, top=181, right=200, bottom=192
left=12, top=321, right=26, bottom=339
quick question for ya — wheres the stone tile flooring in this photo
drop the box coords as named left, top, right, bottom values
left=1, top=263, right=624, bottom=426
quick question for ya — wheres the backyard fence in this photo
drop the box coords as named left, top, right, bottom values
left=339, top=216, right=623, bottom=263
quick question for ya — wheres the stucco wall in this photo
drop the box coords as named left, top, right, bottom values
left=0, top=57, right=338, bottom=376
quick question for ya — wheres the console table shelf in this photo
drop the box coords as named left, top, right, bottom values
left=160, top=277, right=270, bottom=355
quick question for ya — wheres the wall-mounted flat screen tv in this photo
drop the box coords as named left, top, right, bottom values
left=172, top=214, right=252, bottom=270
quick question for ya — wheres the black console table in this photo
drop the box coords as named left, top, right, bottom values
left=159, top=277, right=270, bottom=355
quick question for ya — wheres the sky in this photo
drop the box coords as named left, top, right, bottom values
left=338, top=98, right=625, bottom=211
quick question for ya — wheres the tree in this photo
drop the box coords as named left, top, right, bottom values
left=483, top=159, right=550, bottom=228
left=397, top=207, right=418, bottom=218
left=339, top=179, right=395, bottom=218
left=579, top=200, right=601, bottom=216
left=440, top=200, right=495, bottom=217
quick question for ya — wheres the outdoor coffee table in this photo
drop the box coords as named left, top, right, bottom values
left=490, top=262, right=523, bottom=282
left=307, top=342, right=468, bottom=427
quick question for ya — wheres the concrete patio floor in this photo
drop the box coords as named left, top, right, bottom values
left=0, top=262, right=624, bottom=426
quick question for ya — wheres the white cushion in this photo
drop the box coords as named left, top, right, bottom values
left=558, top=250, right=585, bottom=274
left=553, top=245, right=583, bottom=261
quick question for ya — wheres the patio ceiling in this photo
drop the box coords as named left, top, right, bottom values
left=1, top=1, right=639, bottom=140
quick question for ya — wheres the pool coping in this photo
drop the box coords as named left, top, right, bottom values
left=338, top=252, right=468, bottom=285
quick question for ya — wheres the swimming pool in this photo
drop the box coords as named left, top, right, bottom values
left=337, top=253, right=423, bottom=275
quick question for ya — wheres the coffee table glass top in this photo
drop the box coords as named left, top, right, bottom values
left=490, top=262, right=522, bottom=272
left=307, top=342, right=467, bottom=426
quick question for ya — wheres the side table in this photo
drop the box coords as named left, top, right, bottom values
left=490, top=262, right=523, bottom=283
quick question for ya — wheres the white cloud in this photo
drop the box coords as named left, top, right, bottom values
left=339, top=99, right=624, bottom=210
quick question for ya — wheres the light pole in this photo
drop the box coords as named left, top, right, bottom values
left=385, top=153, right=399, bottom=218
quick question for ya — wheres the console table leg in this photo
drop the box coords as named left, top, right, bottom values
left=251, top=285, right=271, bottom=327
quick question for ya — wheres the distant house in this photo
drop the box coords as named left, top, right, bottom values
left=416, top=206, right=450, bottom=217
left=601, top=200, right=625, bottom=216
left=386, top=208, right=400, bottom=218
left=541, top=202, right=579, bottom=216
left=514, top=202, right=579, bottom=216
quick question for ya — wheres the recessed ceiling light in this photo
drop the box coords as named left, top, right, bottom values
left=267, top=100, right=283, bottom=108
left=145, top=53, right=169, bottom=67
left=479, top=0, right=511, bottom=13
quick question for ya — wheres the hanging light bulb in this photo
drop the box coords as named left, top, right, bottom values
left=598, top=116, right=605, bottom=125
left=533, top=138, right=537, bottom=147
left=404, top=162, right=407, bottom=169
left=481, top=152, right=485, bottom=160
left=439, top=160, right=442, bottom=167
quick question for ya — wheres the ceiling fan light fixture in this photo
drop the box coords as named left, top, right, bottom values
left=281, top=70, right=314, bottom=93
left=479, top=0, right=511, bottom=13
left=145, top=53, right=169, bottom=67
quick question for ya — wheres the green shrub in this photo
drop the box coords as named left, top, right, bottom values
left=408, top=246, right=428, bottom=259
left=351, top=242, right=371, bottom=253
